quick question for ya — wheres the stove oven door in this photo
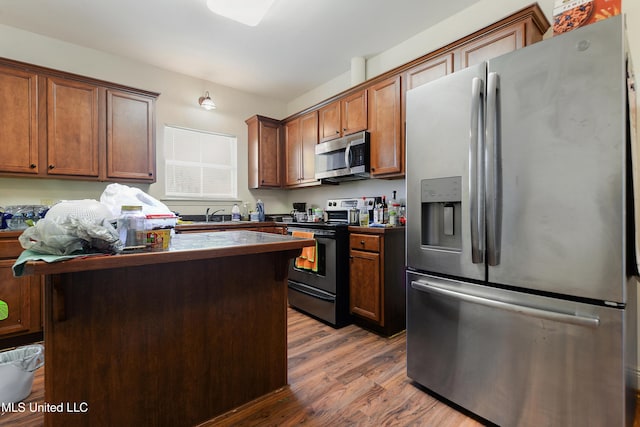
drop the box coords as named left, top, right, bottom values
left=287, top=229, right=341, bottom=325
left=288, top=231, right=334, bottom=293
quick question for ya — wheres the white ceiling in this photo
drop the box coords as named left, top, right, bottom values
left=0, top=0, right=480, bottom=102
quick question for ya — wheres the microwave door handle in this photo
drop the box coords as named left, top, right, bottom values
left=344, top=141, right=352, bottom=170
left=469, top=76, right=485, bottom=264
left=486, top=72, right=501, bottom=266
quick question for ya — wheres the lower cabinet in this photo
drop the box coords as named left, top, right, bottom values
left=0, top=232, right=43, bottom=349
left=349, top=227, right=405, bottom=336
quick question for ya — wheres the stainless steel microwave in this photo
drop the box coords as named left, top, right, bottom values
left=314, top=131, right=370, bottom=182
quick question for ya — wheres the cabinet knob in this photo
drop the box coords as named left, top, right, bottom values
left=343, top=128, right=347, bottom=132
left=48, top=164, right=55, bottom=169
left=29, top=164, right=36, bottom=169
left=360, top=240, right=365, bottom=245
left=148, top=172, right=153, bottom=176
left=335, top=130, right=340, bottom=134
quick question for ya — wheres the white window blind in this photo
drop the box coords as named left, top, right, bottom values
left=164, top=125, right=237, bottom=199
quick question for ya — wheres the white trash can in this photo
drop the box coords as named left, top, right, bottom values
left=0, top=344, right=44, bottom=404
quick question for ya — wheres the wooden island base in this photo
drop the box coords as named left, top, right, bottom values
left=21, top=232, right=314, bottom=426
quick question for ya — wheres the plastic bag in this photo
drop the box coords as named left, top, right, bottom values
left=0, top=344, right=44, bottom=372
left=0, top=344, right=44, bottom=404
left=100, top=183, right=173, bottom=218
left=18, top=200, right=124, bottom=255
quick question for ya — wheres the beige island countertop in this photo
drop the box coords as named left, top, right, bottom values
left=21, top=230, right=314, bottom=427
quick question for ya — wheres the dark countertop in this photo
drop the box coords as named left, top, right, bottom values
left=348, top=225, right=406, bottom=234
left=19, top=230, right=315, bottom=276
left=175, top=220, right=280, bottom=232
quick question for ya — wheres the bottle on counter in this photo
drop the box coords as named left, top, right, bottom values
left=359, top=197, right=369, bottom=227
left=389, top=190, right=400, bottom=226
left=118, top=205, right=145, bottom=247
left=373, top=197, right=383, bottom=224
left=382, top=196, right=389, bottom=224
left=241, top=203, right=250, bottom=221
left=390, top=190, right=398, bottom=208
left=256, top=199, right=265, bottom=222
left=399, top=204, right=407, bottom=226
left=231, top=204, right=241, bottom=221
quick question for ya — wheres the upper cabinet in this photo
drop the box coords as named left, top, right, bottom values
left=0, top=58, right=159, bottom=183
left=319, top=89, right=367, bottom=142
left=46, top=76, right=100, bottom=178
left=0, top=65, right=39, bottom=175
left=403, top=54, right=454, bottom=92
left=368, top=75, right=402, bottom=178
left=284, top=111, right=320, bottom=188
left=455, top=22, right=526, bottom=69
left=106, top=89, right=155, bottom=181
left=246, top=115, right=282, bottom=189
left=341, top=90, right=368, bottom=136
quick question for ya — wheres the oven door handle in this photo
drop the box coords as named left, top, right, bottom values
left=289, top=281, right=335, bottom=301
left=288, top=231, right=336, bottom=239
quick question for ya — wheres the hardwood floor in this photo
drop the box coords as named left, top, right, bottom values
left=3, top=307, right=640, bottom=426
left=204, top=308, right=483, bottom=427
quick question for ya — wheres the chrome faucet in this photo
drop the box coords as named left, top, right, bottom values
left=205, top=208, right=225, bottom=222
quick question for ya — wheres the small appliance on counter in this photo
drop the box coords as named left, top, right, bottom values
left=290, top=202, right=307, bottom=222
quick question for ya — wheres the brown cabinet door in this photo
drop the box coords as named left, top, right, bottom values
left=0, top=65, right=39, bottom=174
left=318, top=100, right=341, bottom=142
left=368, top=75, right=402, bottom=177
left=341, top=89, right=367, bottom=135
left=404, top=53, right=454, bottom=91
left=350, top=250, right=382, bottom=324
left=247, top=115, right=282, bottom=189
left=456, top=22, right=525, bottom=69
left=284, top=111, right=318, bottom=187
left=107, top=89, right=155, bottom=181
left=284, top=119, right=301, bottom=186
left=0, top=260, right=41, bottom=337
left=259, top=119, right=282, bottom=187
left=46, top=76, right=100, bottom=177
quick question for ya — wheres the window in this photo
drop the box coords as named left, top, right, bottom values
left=164, top=125, right=237, bottom=199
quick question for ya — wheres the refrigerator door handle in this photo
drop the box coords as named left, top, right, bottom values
left=410, top=279, right=600, bottom=328
left=486, top=72, right=502, bottom=266
left=469, top=77, right=485, bottom=264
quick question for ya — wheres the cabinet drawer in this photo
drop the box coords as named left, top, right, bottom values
left=0, top=236, right=22, bottom=259
left=350, top=234, right=380, bottom=252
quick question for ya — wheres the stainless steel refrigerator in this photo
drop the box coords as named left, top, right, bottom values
left=405, top=15, right=638, bottom=427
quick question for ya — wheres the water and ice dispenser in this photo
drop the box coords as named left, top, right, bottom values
left=420, top=176, right=462, bottom=251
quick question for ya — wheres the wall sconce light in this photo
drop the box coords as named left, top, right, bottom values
left=198, top=91, right=216, bottom=110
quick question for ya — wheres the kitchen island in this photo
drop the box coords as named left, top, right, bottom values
left=18, top=231, right=315, bottom=427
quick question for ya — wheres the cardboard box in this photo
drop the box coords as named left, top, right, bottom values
left=553, top=0, right=621, bottom=35
left=139, top=229, right=171, bottom=251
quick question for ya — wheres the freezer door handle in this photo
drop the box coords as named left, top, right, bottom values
left=469, top=77, right=485, bottom=263
left=410, top=279, right=600, bottom=328
left=486, top=72, right=501, bottom=266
